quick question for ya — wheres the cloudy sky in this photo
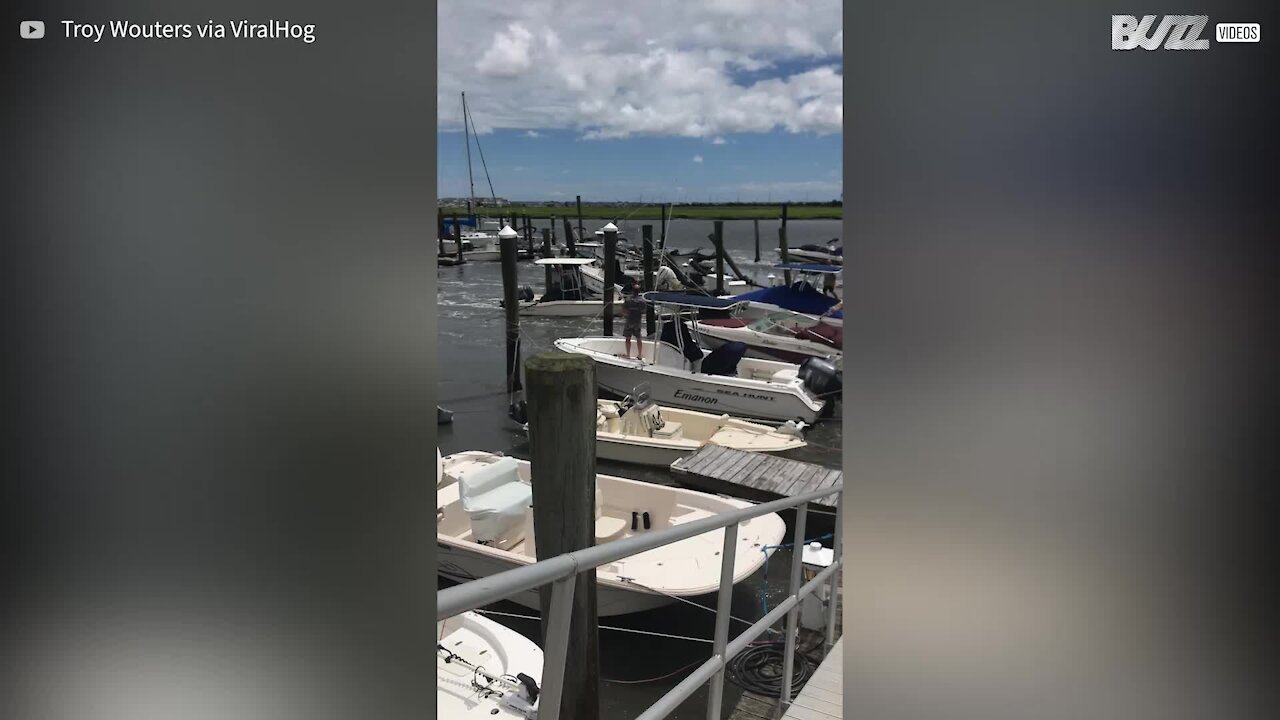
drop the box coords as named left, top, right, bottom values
left=437, top=0, right=842, bottom=202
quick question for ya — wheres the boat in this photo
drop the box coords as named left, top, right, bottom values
left=553, top=293, right=838, bottom=423
left=438, top=610, right=542, bottom=719
left=779, top=241, right=842, bottom=265
left=437, top=450, right=787, bottom=616
left=585, top=389, right=807, bottom=467
left=729, top=265, right=843, bottom=326
left=695, top=307, right=842, bottom=364
left=505, top=258, right=624, bottom=317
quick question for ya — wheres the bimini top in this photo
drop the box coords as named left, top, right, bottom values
left=534, top=257, right=596, bottom=265
left=773, top=263, right=843, bottom=273
left=642, top=292, right=748, bottom=310
left=730, top=284, right=841, bottom=318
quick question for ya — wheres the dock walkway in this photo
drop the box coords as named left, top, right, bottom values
left=779, top=637, right=842, bottom=720
left=670, top=444, right=840, bottom=509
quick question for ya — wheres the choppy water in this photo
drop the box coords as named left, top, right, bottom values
left=437, top=219, right=841, bottom=719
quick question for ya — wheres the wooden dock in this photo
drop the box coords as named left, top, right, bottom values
left=670, top=445, right=840, bottom=509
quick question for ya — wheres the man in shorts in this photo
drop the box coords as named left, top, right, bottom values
left=622, top=279, right=646, bottom=359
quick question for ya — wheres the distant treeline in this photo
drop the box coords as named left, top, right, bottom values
left=437, top=202, right=843, bottom=221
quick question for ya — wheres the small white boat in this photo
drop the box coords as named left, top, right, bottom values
left=589, top=395, right=806, bottom=467
left=438, top=611, right=542, bottom=719
left=437, top=451, right=787, bottom=616
left=578, top=261, right=624, bottom=296
left=730, top=266, right=844, bottom=327
left=778, top=242, right=842, bottom=265
left=507, top=258, right=623, bottom=317
left=695, top=309, right=842, bottom=364
left=554, top=293, right=838, bottom=423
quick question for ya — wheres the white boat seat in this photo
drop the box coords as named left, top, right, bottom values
left=458, top=457, right=531, bottom=550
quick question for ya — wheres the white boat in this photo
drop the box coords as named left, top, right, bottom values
left=578, top=261, right=624, bottom=296
left=588, top=395, right=806, bottom=467
left=438, top=611, right=542, bottom=719
left=506, top=258, right=623, bottom=317
left=729, top=266, right=844, bottom=327
left=778, top=242, right=842, bottom=265
left=437, top=451, right=787, bottom=616
left=695, top=308, right=842, bottom=364
left=553, top=293, right=837, bottom=423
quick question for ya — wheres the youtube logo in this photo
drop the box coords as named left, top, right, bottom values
left=20, top=20, right=45, bottom=39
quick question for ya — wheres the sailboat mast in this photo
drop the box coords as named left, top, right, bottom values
left=462, top=92, right=476, bottom=218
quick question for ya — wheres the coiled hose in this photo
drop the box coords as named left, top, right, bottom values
left=726, top=642, right=816, bottom=699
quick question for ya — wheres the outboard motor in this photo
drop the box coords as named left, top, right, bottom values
left=797, top=357, right=842, bottom=398
left=517, top=286, right=535, bottom=302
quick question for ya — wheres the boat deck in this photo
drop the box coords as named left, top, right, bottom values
left=670, top=444, right=840, bottom=509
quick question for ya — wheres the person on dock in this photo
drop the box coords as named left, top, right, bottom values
left=622, top=279, right=646, bottom=360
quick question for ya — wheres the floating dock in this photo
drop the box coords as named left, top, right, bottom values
left=780, top=636, right=842, bottom=720
left=669, top=444, right=840, bottom=510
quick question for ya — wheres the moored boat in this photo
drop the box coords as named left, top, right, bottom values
left=438, top=610, right=542, bottom=718
left=436, top=450, right=787, bottom=616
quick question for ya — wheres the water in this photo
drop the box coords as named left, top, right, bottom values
left=437, top=219, right=841, bottom=719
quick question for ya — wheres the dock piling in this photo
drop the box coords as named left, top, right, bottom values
left=498, top=225, right=522, bottom=415
left=563, top=216, right=576, bottom=257
left=779, top=204, right=791, bottom=286
left=602, top=222, right=618, bottom=336
left=526, top=352, right=601, bottom=720
left=642, top=224, right=656, bottom=336
left=452, top=213, right=465, bottom=264
left=713, top=220, right=726, bottom=295
left=753, top=218, right=761, bottom=263
left=576, top=195, right=584, bottom=245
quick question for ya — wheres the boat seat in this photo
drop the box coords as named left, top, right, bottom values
left=457, top=457, right=531, bottom=550
left=771, top=368, right=799, bottom=383
left=596, top=515, right=628, bottom=543
left=651, top=420, right=684, bottom=439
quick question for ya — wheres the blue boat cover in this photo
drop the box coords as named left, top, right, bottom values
left=731, top=283, right=842, bottom=318
left=642, top=292, right=746, bottom=310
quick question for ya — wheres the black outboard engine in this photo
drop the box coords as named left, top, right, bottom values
left=517, top=286, right=535, bottom=302
left=701, top=342, right=747, bottom=376
left=797, top=357, right=842, bottom=399
left=659, top=319, right=704, bottom=362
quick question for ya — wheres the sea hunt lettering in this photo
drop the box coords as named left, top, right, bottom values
left=229, top=19, right=316, bottom=44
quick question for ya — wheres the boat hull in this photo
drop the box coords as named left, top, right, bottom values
left=555, top=338, right=825, bottom=423
left=438, top=544, right=676, bottom=616
left=696, top=322, right=841, bottom=364
left=515, top=296, right=622, bottom=317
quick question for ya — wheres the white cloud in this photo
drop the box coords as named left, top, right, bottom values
left=692, top=155, right=704, bottom=163
left=524, top=130, right=542, bottom=138
left=439, top=0, right=842, bottom=139
left=711, top=136, right=727, bottom=145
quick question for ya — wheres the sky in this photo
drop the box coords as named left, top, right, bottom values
left=437, top=0, right=842, bottom=203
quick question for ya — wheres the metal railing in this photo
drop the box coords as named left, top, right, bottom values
left=438, top=483, right=843, bottom=720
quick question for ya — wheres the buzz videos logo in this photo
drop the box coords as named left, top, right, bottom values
left=1112, top=15, right=1261, bottom=49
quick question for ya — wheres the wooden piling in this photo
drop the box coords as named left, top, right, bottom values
left=498, top=225, right=521, bottom=397
left=541, top=228, right=553, bottom=290
left=451, top=213, right=465, bottom=264
left=576, top=195, right=584, bottom=244
left=713, top=220, right=726, bottom=295
left=642, top=224, right=656, bottom=336
left=779, top=204, right=791, bottom=286
left=525, top=352, right=601, bottom=720
left=602, top=223, right=618, bottom=336
left=437, top=209, right=445, bottom=258
left=563, top=216, right=576, bottom=257
left=753, top=218, right=761, bottom=263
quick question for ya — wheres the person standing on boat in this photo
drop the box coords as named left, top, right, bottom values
left=622, top=279, right=646, bottom=360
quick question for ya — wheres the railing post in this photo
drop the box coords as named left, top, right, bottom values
left=705, top=523, right=739, bottom=720
left=537, top=574, right=579, bottom=720
left=825, top=495, right=843, bottom=651
left=779, top=502, right=809, bottom=707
